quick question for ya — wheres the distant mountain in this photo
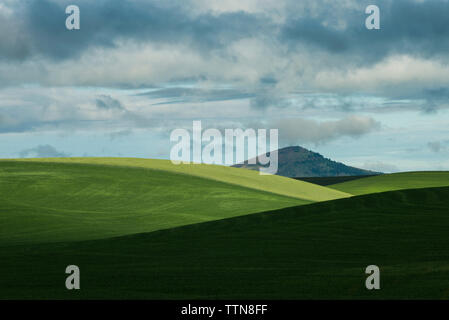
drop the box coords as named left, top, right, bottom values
left=232, top=146, right=380, bottom=178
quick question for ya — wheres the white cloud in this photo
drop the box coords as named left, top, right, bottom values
left=315, top=55, right=449, bottom=94
left=273, top=115, right=380, bottom=145
left=191, top=0, right=285, bottom=15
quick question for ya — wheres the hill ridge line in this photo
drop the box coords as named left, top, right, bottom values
left=1, top=158, right=351, bottom=201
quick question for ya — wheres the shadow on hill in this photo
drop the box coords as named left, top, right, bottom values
left=1, top=186, right=449, bottom=299
left=294, top=174, right=381, bottom=186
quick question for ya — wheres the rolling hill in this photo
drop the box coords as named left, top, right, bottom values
left=232, top=146, right=379, bottom=177
left=0, top=159, right=348, bottom=245
left=2, top=158, right=449, bottom=299
left=1, top=186, right=449, bottom=299
left=329, top=171, right=449, bottom=195
left=9, top=157, right=350, bottom=201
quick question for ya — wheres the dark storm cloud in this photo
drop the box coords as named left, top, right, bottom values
left=0, top=0, right=447, bottom=124
left=3, top=0, right=267, bottom=61
left=0, top=10, right=30, bottom=61
left=2, top=0, right=447, bottom=65
left=282, top=0, right=449, bottom=64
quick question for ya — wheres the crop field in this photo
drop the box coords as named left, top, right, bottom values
left=329, top=171, right=449, bottom=195
left=1, top=160, right=449, bottom=299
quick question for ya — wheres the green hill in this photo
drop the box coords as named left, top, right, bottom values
left=0, top=160, right=310, bottom=245
left=1, top=186, right=449, bottom=299
left=329, top=171, right=449, bottom=195
left=0, top=159, right=348, bottom=245
left=9, top=158, right=350, bottom=202
left=2, top=159, right=447, bottom=299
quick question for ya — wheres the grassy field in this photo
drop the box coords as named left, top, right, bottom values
left=0, top=160, right=318, bottom=245
left=1, top=159, right=449, bottom=299
left=10, top=158, right=350, bottom=201
left=329, top=171, right=449, bottom=195
left=1, top=186, right=449, bottom=299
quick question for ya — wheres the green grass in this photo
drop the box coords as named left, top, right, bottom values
left=8, top=158, right=350, bottom=202
left=1, top=186, right=449, bottom=299
left=329, top=171, right=449, bottom=195
left=1, top=160, right=448, bottom=299
left=0, top=161, right=311, bottom=245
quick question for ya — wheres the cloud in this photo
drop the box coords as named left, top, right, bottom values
left=0, top=88, right=126, bottom=133
left=282, top=0, right=449, bottom=64
left=250, top=94, right=291, bottom=109
left=18, top=144, right=70, bottom=158
left=96, top=95, right=126, bottom=110
left=7, top=0, right=267, bottom=61
left=140, top=87, right=254, bottom=105
left=273, top=115, right=380, bottom=145
left=2, top=0, right=446, bottom=65
left=0, top=0, right=447, bottom=96
left=420, top=88, right=449, bottom=113
left=314, top=55, right=449, bottom=96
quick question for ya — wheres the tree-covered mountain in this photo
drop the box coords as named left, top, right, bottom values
left=232, top=146, right=380, bottom=178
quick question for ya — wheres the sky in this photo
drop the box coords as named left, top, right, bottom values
left=1, top=0, right=449, bottom=172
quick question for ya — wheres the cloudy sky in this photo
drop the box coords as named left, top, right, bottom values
left=1, top=0, right=449, bottom=172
